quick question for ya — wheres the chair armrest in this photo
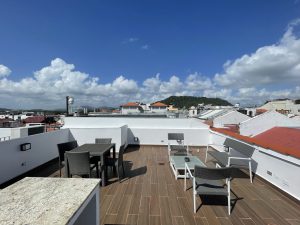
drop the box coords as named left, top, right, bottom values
left=184, top=162, right=194, bottom=191
left=185, top=162, right=194, bottom=179
left=207, top=143, right=227, bottom=148
left=228, top=157, right=251, bottom=166
left=228, top=156, right=251, bottom=160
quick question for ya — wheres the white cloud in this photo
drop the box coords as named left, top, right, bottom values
left=129, top=38, right=139, bottom=43
left=141, top=44, right=149, bottom=50
left=185, top=73, right=212, bottom=92
left=214, top=19, right=300, bottom=88
left=0, top=65, right=11, bottom=77
left=2, top=20, right=300, bottom=108
left=122, top=37, right=139, bottom=44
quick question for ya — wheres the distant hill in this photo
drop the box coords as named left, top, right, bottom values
left=160, top=96, right=232, bottom=109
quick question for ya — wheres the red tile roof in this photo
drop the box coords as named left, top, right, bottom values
left=254, top=127, right=300, bottom=158
left=150, top=102, right=167, bottom=107
left=121, top=102, right=139, bottom=107
left=23, top=116, right=45, bottom=123
left=210, top=127, right=300, bottom=159
left=256, top=109, right=268, bottom=115
left=211, top=127, right=253, bottom=144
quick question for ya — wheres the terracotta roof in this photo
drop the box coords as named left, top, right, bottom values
left=210, top=127, right=300, bottom=159
left=211, top=127, right=253, bottom=144
left=24, top=116, right=45, bottom=123
left=254, top=127, right=300, bottom=158
left=121, top=102, right=139, bottom=107
left=256, top=109, right=268, bottom=115
left=223, top=124, right=239, bottom=133
left=204, top=120, right=213, bottom=126
left=150, top=102, right=167, bottom=107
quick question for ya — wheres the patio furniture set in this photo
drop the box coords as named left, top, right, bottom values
left=168, top=133, right=255, bottom=215
left=57, top=133, right=255, bottom=215
left=57, top=138, right=126, bottom=186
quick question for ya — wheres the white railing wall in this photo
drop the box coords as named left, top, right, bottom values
left=68, top=125, right=128, bottom=151
left=63, top=117, right=210, bottom=149
left=0, top=129, right=70, bottom=185
left=209, top=130, right=300, bottom=200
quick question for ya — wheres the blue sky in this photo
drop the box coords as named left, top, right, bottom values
left=0, top=0, right=300, bottom=109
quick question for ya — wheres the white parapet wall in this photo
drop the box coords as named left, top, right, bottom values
left=66, top=125, right=128, bottom=152
left=63, top=117, right=210, bottom=149
left=0, top=129, right=70, bottom=185
left=209, top=130, right=300, bottom=200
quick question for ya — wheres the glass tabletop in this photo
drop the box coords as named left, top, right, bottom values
left=170, top=155, right=205, bottom=169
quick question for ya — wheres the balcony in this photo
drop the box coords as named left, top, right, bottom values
left=3, top=145, right=299, bottom=225
left=0, top=116, right=299, bottom=225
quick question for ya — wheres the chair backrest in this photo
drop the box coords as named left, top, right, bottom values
left=66, top=151, right=90, bottom=176
left=95, top=138, right=112, bottom=144
left=57, top=141, right=78, bottom=162
left=168, top=133, right=184, bottom=141
left=168, top=133, right=184, bottom=145
left=194, top=166, right=235, bottom=180
left=117, top=144, right=126, bottom=167
left=223, top=138, right=255, bottom=157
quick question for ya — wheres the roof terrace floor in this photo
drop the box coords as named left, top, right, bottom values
left=10, top=145, right=300, bottom=225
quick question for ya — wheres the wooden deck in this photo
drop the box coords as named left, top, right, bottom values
left=10, top=145, right=300, bottom=225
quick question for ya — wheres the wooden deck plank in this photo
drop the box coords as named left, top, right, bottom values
left=115, top=195, right=133, bottom=224
left=126, top=214, right=139, bottom=225
left=240, top=218, right=256, bottom=225
left=177, top=197, right=197, bottom=225
left=150, top=215, right=161, bottom=225
left=149, top=183, right=159, bottom=217
left=159, top=196, right=173, bottom=225
left=107, top=182, right=128, bottom=214
left=217, top=217, right=234, bottom=225
left=172, top=216, right=185, bottom=225
left=138, top=196, right=150, bottom=225
left=194, top=217, right=209, bottom=225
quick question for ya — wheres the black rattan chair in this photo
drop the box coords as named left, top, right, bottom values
left=66, top=151, right=99, bottom=178
left=95, top=138, right=112, bottom=144
left=57, top=141, right=78, bottom=177
left=106, top=144, right=125, bottom=182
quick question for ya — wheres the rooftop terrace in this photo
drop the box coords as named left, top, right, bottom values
left=8, top=145, right=300, bottom=225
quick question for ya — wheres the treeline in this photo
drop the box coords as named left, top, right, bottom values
left=160, top=96, right=232, bottom=109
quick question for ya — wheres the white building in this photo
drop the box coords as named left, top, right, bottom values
left=149, top=102, right=168, bottom=113
left=189, top=106, right=198, bottom=117
left=120, top=102, right=143, bottom=114
left=257, top=99, right=300, bottom=115
left=0, top=125, right=45, bottom=141
left=239, top=110, right=300, bottom=136
left=213, top=110, right=250, bottom=128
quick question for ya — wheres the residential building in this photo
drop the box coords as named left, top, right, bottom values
left=167, top=104, right=179, bottom=113
left=212, top=110, right=250, bottom=128
left=239, top=110, right=300, bottom=136
left=189, top=106, right=198, bottom=117
left=149, top=102, right=168, bottom=113
left=120, top=102, right=143, bottom=114
left=257, top=99, right=300, bottom=115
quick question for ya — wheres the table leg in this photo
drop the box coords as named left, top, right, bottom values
left=101, top=154, right=106, bottom=186
left=64, top=153, right=69, bottom=178
left=112, top=145, right=116, bottom=173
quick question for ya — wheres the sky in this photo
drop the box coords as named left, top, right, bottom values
left=0, top=0, right=300, bottom=109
